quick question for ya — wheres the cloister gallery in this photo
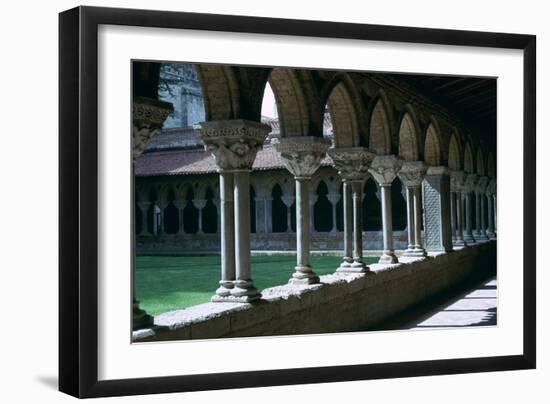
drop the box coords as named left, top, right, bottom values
left=131, top=62, right=497, bottom=340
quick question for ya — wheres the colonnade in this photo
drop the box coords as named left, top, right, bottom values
left=195, top=120, right=497, bottom=303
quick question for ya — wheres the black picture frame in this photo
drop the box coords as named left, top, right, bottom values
left=59, top=5, right=536, bottom=398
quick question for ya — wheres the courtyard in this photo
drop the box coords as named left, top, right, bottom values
left=136, top=254, right=379, bottom=315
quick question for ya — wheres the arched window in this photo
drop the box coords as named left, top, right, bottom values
left=314, top=181, right=333, bottom=232
left=272, top=184, right=287, bottom=233
left=202, top=187, right=218, bottom=233
left=183, top=188, right=199, bottom=234
left=250, top=185, right=256, bottom=233
left=391, top=178, right=407, bottom=231
left=146, top=189, right=157, bottom=234
left=163, top=188, right=179, bottom=234
left=363, top=178, right=382, bottom=231
left=336, top=184, right=344, bottom=231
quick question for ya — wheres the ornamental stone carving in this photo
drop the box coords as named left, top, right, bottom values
left=397, top=161, right=427, bottom=187
left=327, top=147, right=375, bottom=181
left=132, top=96, right=174, bottom=160
left=450, top=170, right=466, bottom=192
left=476, top=176, right=489, bottom=194
left=463, top=174, right=479, bottom=194
left=274, top=136, right=331, bottom=178
left=194, top=119, right=271, bottom=171
left=368, top=155, right=403, bottom=186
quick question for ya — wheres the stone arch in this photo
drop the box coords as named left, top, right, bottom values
left=487, top=152, right=496, bottom=178
left=163, top=186, right=179, bottom=234
left=195, top=64, right=240, bottom=121
left=476, top=148, right=486, bottom=176
left=325, top=81, right=360, bottom=147
left=369, top=97, right=392, bottom=155
left=448, top=132, right=462, bottom=171
left=271, top=183, right=291, bottom=233
left=398, top=111, right=419, bottom=161
left=424, top=122, right=442, bottom=166
left=268, top=68, right=311, bottom=137
left=314, top=180, right=333, bottom=232
left=202, top=186, right=218, bottom=234
left=464, top=142, right=474, bottom=174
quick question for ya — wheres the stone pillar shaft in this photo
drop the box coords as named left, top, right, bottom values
left=455, top=192, right=465, bottom=246
left=380, top=184, right=397, bottom=262
left=487, top=194, right=495, bottom=237
left=413, top=186, right=424, bottom=251
left=422, top=168, right=452, bottom=253
left=231, top=170, right=260, bottom=300
left=406, top=187, right=415, bottom=251
left=351, top=181, right=365, bottom=269
left=464, top=193, right=474, bottom=243
left=475, top=192, right=482, bottom=237
left=340, top=181, right=353, bottom=270
left=213, top=171, right=235, bottom=299
left=295, top=178, right=312, bottom=271
left=450, top=191, right=457, bottom=242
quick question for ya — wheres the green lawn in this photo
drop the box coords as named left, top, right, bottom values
left=135, top=254, right=378, bottom=315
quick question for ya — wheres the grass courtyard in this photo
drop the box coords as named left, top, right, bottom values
left=135, top=254, right=378, bottom=316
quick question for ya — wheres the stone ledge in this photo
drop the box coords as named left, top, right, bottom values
left=133, top=241, right=496, bottom=342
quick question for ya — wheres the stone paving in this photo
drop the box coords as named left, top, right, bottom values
left=394, top=277, right=497, bottom=329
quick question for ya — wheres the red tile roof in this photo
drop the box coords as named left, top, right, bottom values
left=135, top=145, right=333, bottom=177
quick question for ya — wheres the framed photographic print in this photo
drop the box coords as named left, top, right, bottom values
left=59, top=5, right=536, bottom=398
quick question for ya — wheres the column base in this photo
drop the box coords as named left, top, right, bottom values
left=453, top=239, right=466, bottom=247
left=228, top=280, right=262, bottom=303
left=403, top=248, right=427, bottom=258
left=133, top=305, right=154, bottom=330
left=338, top=260, right=369, bottom=273
left=379, top=252, right=398, bottom=264
left=486, top=231, right=496, bottom=239
left=464, top=233, right=476, bottom=244
left=474, top=231, right=489, bottom=242
left=211, top=282, right=234, bottom=302
left=289, top=265, right=320, bottom=285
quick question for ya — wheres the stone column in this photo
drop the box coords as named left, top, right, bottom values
left=463, top=174, right=478, bottom=243
left=137, top=201, right=151, bottom=235
left=327, top=191, right=341, bottom=233
left=475, top=176, right=489, bottom=241
left=328, top=147, right=375, bottom=272
left=422, top=166, right=453, bottom=253
left=173, top=199, right=186, bottom=235
left=265, top=196, right=273, bottom=233
left=275, top=137, right=331, bottom=284
left=450, top=171, right=466, bottom=247
left=155, top=198, right=168, bottom=235
left=398, top=161, right=427, bottom=257
left=485, top=178, right=496, bottom=240
left=193, top=199, right=206, bottom=234
left=282, top=194, right=295, bottom=232
left=450, top=190, right=457, bottom=243
left=195, top=119, right=271, bottom=302
left=369, top=155, right=402, bottom=264
left=254, top=195, right=266, bottom=233
left=213, top=171, right=235, bottom=299
left=132, top=96, right=173, bottom=330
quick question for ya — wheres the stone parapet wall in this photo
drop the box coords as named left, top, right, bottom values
left=134, top=241, right=496, bottom=342
left=136, top=231, right=409, bottom=254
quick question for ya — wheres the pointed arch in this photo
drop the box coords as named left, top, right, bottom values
left=424, top=122, right=442, bottom=166
left=195, top=64, right=240, bottom=121
left=476, top=148, right=486, bottom=176
left=326, top=81, right=360, bottom=147
left=448, top=132, right=462, bottom=171
left=398, top=112, right=419, bottom=161
left=268, top=68, right=311, bottom=137
left=487, top=152, right=496, bottom=178
left=464, top=142, right=474, bottom=173
left=369, top=98, right=392, bottom=155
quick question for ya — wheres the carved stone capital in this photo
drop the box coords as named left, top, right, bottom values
left=450, top=170, right=466, bottom=192
left=137, top=201, right=151, bottom=212
left=193, top=199, right=207, bottom=209
left=486, top=178, right=497, bottom=196
left=132, top=96, right=173, bottom=160
left=194, top=119, right=271, bottom=171
left=368, top=155, right=403, bottom=186
left=397, top=161, right=427, bottom=188
left=327, top=192, right=341, bottom=205
left=463, top=174, right=479, bottom=194
left=476, top=176, right=489, bottom=194
left=173, top=200, right=187, bottom=210
left=274, top=136, right=331, bottom=178
left=281, top=195, right=295, bottom=207
left=327, top=147, right=375, bottom=181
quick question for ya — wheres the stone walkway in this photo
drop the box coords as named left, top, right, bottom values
left=371, top=276, right=497, bottom=330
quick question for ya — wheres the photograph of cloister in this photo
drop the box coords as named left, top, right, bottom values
left=131, top=61, right=497, bottom=342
